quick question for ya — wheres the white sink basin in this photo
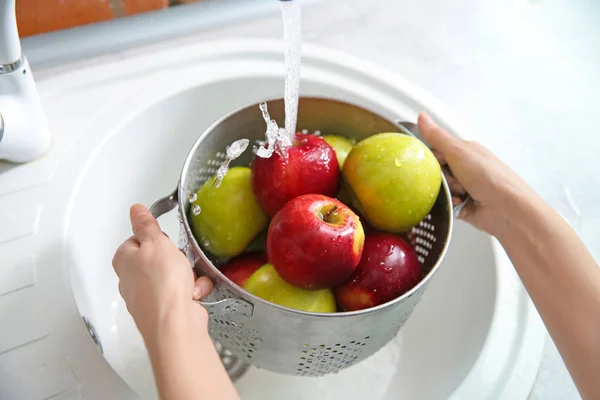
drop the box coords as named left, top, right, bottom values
left=0, top=40, right=545, bottom=400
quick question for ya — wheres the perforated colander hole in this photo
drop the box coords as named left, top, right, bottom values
left=415, top=246, right=425, bottom=253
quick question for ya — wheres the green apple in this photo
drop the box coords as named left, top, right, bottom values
left=189, top=166, right=268, bottom=258
left=342, top=133, right=442, bottom=233
left=244, top=264, right=336, bottom=313
left=323, top=135, right=355, bottom=167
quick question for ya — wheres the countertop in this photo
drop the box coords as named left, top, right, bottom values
left=30, top=0, right=599, bottom=398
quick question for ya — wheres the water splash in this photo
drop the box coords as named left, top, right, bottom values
left=255, top=102, right=292, bottom=158
left=213, top=138, right=249, bottom=187
left=280, top=0, right=302, bottom=139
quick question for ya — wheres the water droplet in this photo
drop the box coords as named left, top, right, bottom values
left=188, top=192, right=198, bottom=202
left=192, top=205, right=201, bottom=215
left=395, top=158, right=404, bottom=167
left=227, top=139, right=248, bottom=159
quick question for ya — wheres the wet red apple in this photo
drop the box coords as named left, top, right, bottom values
left=251, top=133, right=340, bottom=217
left=267, top=194, right=365, bottom=290
left=220, top=252, right=267, bottom=288
left=334, top=233, right=422, bottom=311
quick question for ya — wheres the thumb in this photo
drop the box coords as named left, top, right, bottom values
left=192, top=276, right=214, bottom=300
left=130, top=203, right=162, bottom=242
left=417, top=112, right=460, bottom=155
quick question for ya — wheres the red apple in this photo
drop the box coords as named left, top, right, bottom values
left=334, top=233, right=421, bottom=311
left=267, top=194, right=365, bottom=290
left=219, top=252, right=267, bottom=288
left=251, top=133, right=340, bottom=217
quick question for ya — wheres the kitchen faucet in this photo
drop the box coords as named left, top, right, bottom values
left=0, top=0, right=51, bottom=163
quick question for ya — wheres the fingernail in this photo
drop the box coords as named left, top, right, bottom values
left=193, top=277, right=213, bottom=299
left=193, top=287, right=201, bottom=299
left=197, top=278, right=210, bottom=293
left=418, top=111, right=433, bottom=127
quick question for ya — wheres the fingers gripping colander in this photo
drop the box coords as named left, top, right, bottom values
left=150, top=97, right=455, bottom=377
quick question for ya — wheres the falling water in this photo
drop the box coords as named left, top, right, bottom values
left=280, top=0, right=302, bottom=140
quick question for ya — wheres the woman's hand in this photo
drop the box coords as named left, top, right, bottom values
left=418, top=112, right=537, bottom=236
left=112, top=204, right=213, bottom=338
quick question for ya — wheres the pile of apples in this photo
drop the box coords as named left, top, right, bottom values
left=189, top=129, right=442, bottom=313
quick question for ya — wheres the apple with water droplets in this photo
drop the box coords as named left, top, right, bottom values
left=251, top=133, right=340, bottom=217
left=343, top=133, right=442, bottom=233
left=220, top=252, right=267, bottom=288
left=244, top=264, right=336, bottom=313
left=189, top=166, right=268, bottom=258
left=267, top=194, right=365, bottom=290
left=334, top=233, right=422, bottom=311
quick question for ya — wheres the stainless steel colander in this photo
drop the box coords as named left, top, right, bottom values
left=150, top=97, right=456, bottom=378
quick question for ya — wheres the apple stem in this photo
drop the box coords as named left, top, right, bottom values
left=324, top=206, right=338, bottom=222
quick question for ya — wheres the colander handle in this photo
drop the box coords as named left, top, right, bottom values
left=397, top=120, right=471, bottom=218
left=149, top=188, right=254, bottom=318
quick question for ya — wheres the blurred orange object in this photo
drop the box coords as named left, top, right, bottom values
left=16, top=0, right=169, bottom=37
